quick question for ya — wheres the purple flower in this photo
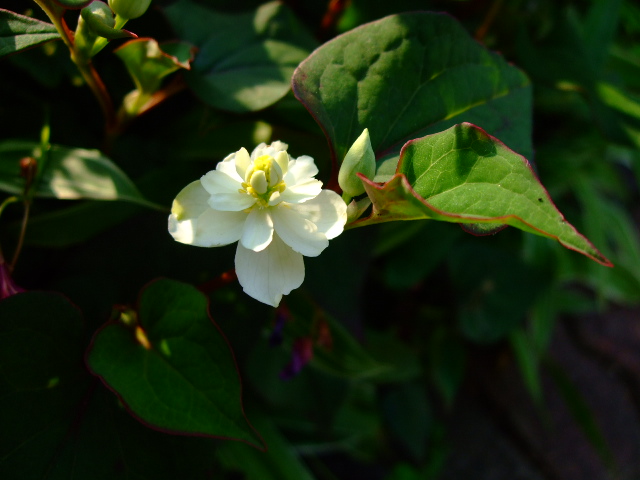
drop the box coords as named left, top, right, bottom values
left=279, top=337, right=314, bottom=380
left=0, top=261, right=24, bottom=299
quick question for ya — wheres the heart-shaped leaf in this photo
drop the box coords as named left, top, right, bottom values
left=86, top=279, right=265, bottom=450
left=353, top=123, right=611, bottom=266
left=0, top=9, right=60, bottom=58
left=164, top=0, right=317, bottom=112
left=292, top=12, right=532, bottom=177
left=0, top=291, right=229, bottom=478
left=0, top=140, right=160, bottom=208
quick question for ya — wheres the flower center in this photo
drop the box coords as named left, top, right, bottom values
left=241, top=155, right=286, bottom=207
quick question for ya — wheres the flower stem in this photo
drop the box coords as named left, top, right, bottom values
left=10, top=200, right=30, bottom=270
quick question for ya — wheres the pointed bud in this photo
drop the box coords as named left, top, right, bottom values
left=338, top=128, right=376, bottom=197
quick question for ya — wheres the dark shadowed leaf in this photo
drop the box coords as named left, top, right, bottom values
left=164, top=0, right=316, bottom=112
left=52, top=0, right=92, bottom=8
left=86, top=279, right=265, bottom=449
left=0, top=292, right=85, bottom=478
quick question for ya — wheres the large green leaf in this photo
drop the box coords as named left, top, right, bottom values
left=0, top=140, right=160, bottom=208
left=0, top=9, right=60, bottom=58
left=352, top=123, right=611, bottom=266
left=164, top=0, right=316, bottom=112
left=86, top=279, right=265, bottom=450
left=0, top=291, right=218, bottom=479
left=292, top=12, right=532, bottom=177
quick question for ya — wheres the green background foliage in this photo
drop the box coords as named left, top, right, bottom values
left=1, top=0, right=639, bottom=478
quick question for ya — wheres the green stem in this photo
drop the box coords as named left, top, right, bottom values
left=341, top=192, right=352, bottom=204
left=33, top=0, right=117, bottom=131
left=32, top=0, right=74, bottom=51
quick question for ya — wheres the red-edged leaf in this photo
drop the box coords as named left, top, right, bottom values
left=86, top=278, right=265, bottom=450
left=352, top=123, right=611, bottom=266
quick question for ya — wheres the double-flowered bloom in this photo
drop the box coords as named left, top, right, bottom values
left=169, top=142, right=347, bottom=307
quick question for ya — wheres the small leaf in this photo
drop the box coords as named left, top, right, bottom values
left=0, top=140, right=160, bottom=208
left=353, top=123, right=611, bottom=266
left=164, top=0, right=316, bottom=112
left=0, top=9, right=60, bottom=58
left=86, top=279, right=265, bottom=450
left=510, top=329, right=543, bottom=405
left=293, top=11, right=532, bottom=176
left=115, top=38, right=194, bottom=94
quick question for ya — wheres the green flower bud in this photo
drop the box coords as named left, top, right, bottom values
left=80, top=1, right=136, bottom=40
left=109, top=0, right=152, bottom=19
left=338, top=128, right=376, bottom=197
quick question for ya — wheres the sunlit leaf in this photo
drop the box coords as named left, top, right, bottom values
left=352, top=123, right=611, bottom=266
left=293, top=11, right=532, bottom=177
left=0, top=9, right=60, bottom=58
left=86, top=279, right=265, bottom=450
left=0, top=140, right=160, bottom=208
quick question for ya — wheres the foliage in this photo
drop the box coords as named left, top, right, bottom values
left=1, top=0, right=639, bottom=478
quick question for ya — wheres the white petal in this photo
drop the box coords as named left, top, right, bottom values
left=284, top=155, right=319, bottom=185
left=234, top=148, right=251, bottom=180
left=240, top=208, right=274, bottom=252
left=292, top=190, right=347, bottom=239
left=208, top=192, right=256, bottom=211
left=280, top=179, right=323, bottom=204
left=250, top=142, right=268, bottom=160
left=275, top=151, right=289, bottom=176
left=168, top=181, right=249, bottom=246
left=216, top=156, right=244, bottom=183
left=201, top=170, right=241, bottom=195
left=168, top=180, right=210, bottom=245
left=170, top=180, right=210, bottom=220
left=271, top=206, right=328, bottom=257
left=235, top=234, right=304, bottom=307
left=193, top=209, right=246, bottom=247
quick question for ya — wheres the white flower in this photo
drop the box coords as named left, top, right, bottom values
left=168, top=141, right=347, bottom=307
